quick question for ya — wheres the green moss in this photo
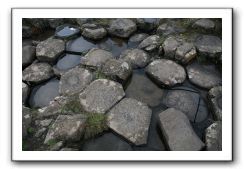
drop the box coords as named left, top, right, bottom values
left=22, top=140, right=29, bottom=151
left=93, top=18, right=111, bottom=27
left=46, top=139, right=58, bottom=147
left=27, top=127, right=35, bottom=134
left=94, top=70, right=108, bottom=79
left=84, top=113, right=108, bottom=139
left=61, top=95, right=82, bottom=114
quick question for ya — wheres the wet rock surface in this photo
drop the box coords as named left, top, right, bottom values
left=205, top=121, right=222, bottom=151
left=128, top=33, right=149, bottom=48
left=158, top=108, right=205, bottom=151
left=146, top=59, right=186, bottom=87
left=107, top=98, right=152, bottom=145
left=55, top=25, right=80, bottom=40
left=82, top=27, right=107, bottom=40
left=79, top=79, right=125, bottom=114
left=59, top=67, right=93, bottom=96
left=208, top=86, right=222, bottom=121
left=192, top=19, right=215, bottom=32
left=66, top=36, right=96, bottom=54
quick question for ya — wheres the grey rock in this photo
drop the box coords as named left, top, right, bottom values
left=186, top=62, right=221, bottom=89
left=22, top=26, right=32, bottom=38
left=163, top=36, right=180, bottom=59
left=192, top=19, right=215, bottom=31
left=22, top=45, right=36, bottom=67
left=205, top=122, right=222, bottom=151
left=136, top=18, right=158, bottom=32
left=158, top=108, right=205, bottom=151
left=82, top=133, right=132, bottom=151
left=35, top=119, right=53, bottom=127
left=108, top=18, right=137, bottom=38
left=22, top=82, right=29, bottom=104
left=146, top=59, right=186, bottom=87
left=34, top=128, right=47, bottom=138
left=195, top=35, right=222, bottom=58
left=76, top=18, right=89, bottom=26
left=36, top=38, right=65, bottom=62
left=128, top=33, right=149, bottom=48
left=175, top=42, right=197, bottom=64
left=81, top=48, right=113, bottom=69
left=44, top=114, right=87, bottom=144
left=48, top=18, right=64, bottom=29
left=120, top=49, right=150, bottom=69
left=157, top=23, right=185, bottom=37
left=66, top=36, right=96, bottom=54
left=22, top=106, right=32, bottom=138
left=59, top=67, right=93, bottom=96
left=22, top=63, right=54, bottom=83
left=50, top=141, right=64, bottom=151
left=107, top=98, right=152, bottom=145
left=138, top=35, right=160, bottom=52
left=208, top=86, right=222, bottom=121
left=24, top=18, right=49, bottom=31
left=60, top=148, right=79, bottom=151
left=101, top=59, right=132, bottom=83
left=79, top=79, right=125, bottom=114
left=55, top=25, right=80, bottom=40
left=82, top=27, right=107, bottom=40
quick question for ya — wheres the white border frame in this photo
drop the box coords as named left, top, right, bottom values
left=12, top=8, right=232, bottom=161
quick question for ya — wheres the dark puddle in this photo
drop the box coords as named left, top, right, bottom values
left=28, top=78, right=60, bottom=108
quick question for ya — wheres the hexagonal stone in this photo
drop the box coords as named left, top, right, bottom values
left=208, top=86, right=222, bottom=121
left=157, top=22, right=185, bottom=37
left=146, top=59, right=186, bottom=87
left=205, top=121, right=222, bottom=151
left=82, top=27, right=107, bottom=40
left=59, top=67, right=93, bottom=96
left=22, top=45, right=36, bottom=67
left=186, top=62, right=221, bottom=89
left=44, top=114, right=87, bottom=144
left=55, top=25, right=80, bottom=40
left=192, top=19, right=215, bottom=31
left=175, top=42, right=197, bottom=64
left=138, top=35, right=160, bottom=52
left=163, top=89, right=208, bottom=122
left=81, top=48, right=113, bottom=69
left=82, top=133, right=132, bottom=151
left=128, top=33, right=149, bottom=48
left=158, top=108, right=205, bottom=151
left=22, top=82, right=29, bottom=104
left=66, top=36, right=96, bottom=54
left=36, top=38, right=65, bottom=62
left=108, top=18, right=137, bottom=38
left=195, top=35, right=222, bottom=58
left=101, top=59, right=132, bottom=84
left=22, top=106, right=32, bottom=138
left=107, top=98, right=152, bottom=145
left=119, top=49, right=150, bottom=69
left=22, top=63, right=54, bottom=83
left=163, top=36, right=180, bottom=59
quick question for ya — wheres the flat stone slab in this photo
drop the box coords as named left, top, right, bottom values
left=108, top=18, right=137, bottom=38
left=81, top=48, right=113, bottom=69
left=29, top=79, right=60, bottom=108
left=82, top=132, right=132, bottom=151
left=163, top=89, right=208, bottom=122
left=205, top=121, right=222, bottom=151
left=59, top=67, right=93, bottom=96
left=66, top=36, right=96, bottom=54
left=22, top=82, right=29, bottom=104
left=101, top=58, right=132, bottom=83
left=208, top=86, right=222, bottom=121
left=55, top=25, right=80, bottom=40
left=22, top=62, right=54, bottom=83
left=22, top=45, right=36, bottom=67
left=120, top=49, right=150, bottom=69
left=195, top=35, right=222, bottom=58
left=192, top=19, right=215, bottom=31
left=79, top=79, right=125, bottom=114
left=138, top=35, right=160, bottom=52
left=128, top=33, right=149, bottom=48
left=44, top=114, right=87, bottom=144
left=36, top=38, right=65, bottom=62
left=82, top=27, right=107, bottom=40
left=158, top=108, right=205, bottom=151
left=107, top=98, right=152, bottom=145
left=146, top=59, right=186, bottom=87
left=186, top=62, right=222, bottom=89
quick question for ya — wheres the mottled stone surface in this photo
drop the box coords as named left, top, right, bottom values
left=186, top=62, right=221, bottom=89
left=36, top=38, right=65, bottom=62
left=82, top=132, right=132, bottom=151
left=146, top=59, right=186, bottom=87
left=208, top=86, right=222, bottom=121
left=158, top=108, right=205, bottom=151
left=195, top=35, right=222, bottom=58
left=157, top=22, right=186, bottom=37
left=138, top=35, right=160, bottom=52
left=22, top=45, right=36, bottom=67
left=22, top=63, right=54, bottom=83
left=175, top=42, right=197, bottom=64
left=79, top=79, right=125, bottom=114
left=205, top=121, right=222, bottom=151
left=44, top=114, right=87, bottom=144
left=192, top=19, right=215, bottom=31
left=59, top=67, right=93, bottom=96
left=128, top=33, right=149, bottom=48
left=136, top=18, right=158, bottom=32
left=101, top=59, right=132, bottom=83
left=107, top=98, right=152, bottom=145
left=81, top=48, right=113, bottom=69
left=108, top=18, right=137, bottom=38
left=120, top=49, right=150, bottom=69
left=22, top=82, right=29, bottom=104
left=82, top=27, right=107, bottom=40
left=47, top=18, right=64, bottom=29
left=22, top=106, right=32, bottom=138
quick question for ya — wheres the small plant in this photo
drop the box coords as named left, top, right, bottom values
left=94, top=70, right=108, bottom=79
left=61, top=95, right=82, bottom=114
left=84, top=113, right=108, bottom=139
